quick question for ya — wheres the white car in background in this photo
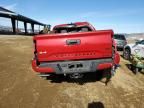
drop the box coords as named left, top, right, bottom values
left=123, top=39, right=144, bottom=60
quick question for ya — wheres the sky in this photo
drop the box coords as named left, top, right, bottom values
left=0, top=0, right=144, bottom=33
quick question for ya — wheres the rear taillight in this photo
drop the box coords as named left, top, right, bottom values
left=33, top=40, right=39, bottom=65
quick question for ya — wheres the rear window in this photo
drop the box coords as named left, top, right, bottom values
left=114, top=34, right=126, bottom=40
left=54, top=26, right=92, bottom=33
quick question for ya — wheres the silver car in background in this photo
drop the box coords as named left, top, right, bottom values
left=114, top=34, right=127, bottom=50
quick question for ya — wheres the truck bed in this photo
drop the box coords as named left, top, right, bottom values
left=34, top=30, right=113, bottom=62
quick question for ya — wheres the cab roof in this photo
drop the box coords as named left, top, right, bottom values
left=53, top=22, right=96, bottom=31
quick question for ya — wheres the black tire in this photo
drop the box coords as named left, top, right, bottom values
left=100, top=68, right=112, bottom=84
left=123, top=48, right=131, bottom=60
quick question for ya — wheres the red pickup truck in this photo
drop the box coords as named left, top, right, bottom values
left=32, top=22, right=120, bottom=82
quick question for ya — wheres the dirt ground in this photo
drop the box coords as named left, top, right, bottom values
left=0, top=35, right=144, bottom=108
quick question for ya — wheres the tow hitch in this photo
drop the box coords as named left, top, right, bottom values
left=69, top=73, right=84, bottom=79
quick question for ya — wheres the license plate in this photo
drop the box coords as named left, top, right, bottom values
left=59, top=61, right=91, bottom=73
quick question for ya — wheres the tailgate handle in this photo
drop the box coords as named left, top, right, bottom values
left=66, top=39, right=80, bottom=45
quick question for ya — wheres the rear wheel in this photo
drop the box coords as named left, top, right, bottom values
left=100, top=68, right=112, bottom=84
left=123, top=48, right=131, bottom=60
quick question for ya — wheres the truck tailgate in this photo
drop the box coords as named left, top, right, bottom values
left=34, top=30, right=113, bottom=62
